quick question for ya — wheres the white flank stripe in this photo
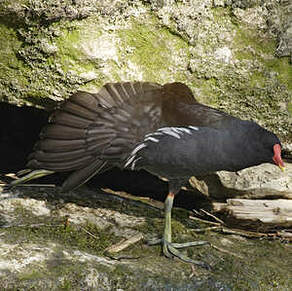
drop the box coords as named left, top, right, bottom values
left=164, top=130, right=181, bottom=139
left=131, top=157, right=142, bottom=170
left=158, top=127, right=181, bottom=139
left=171, top=128, right=180, bottom=133
left=124, top=155, right=136, bottom=168
left=145, top=132, right=162, bottom=137
left=178, top=128, right=192, bottom=134
left=131, top=143, right=146, bottom=155
left=145, top=137, right=159, bottom=143
left=189, top=126, right=199, bottom=131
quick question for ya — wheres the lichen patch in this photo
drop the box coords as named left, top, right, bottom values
left=0, top=198, right=51, bottom=217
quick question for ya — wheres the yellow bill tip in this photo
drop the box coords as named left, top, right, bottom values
left=279, top=165, right=285, bottom=172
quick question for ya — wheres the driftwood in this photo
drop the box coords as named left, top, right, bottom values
left=105, top=233, right=144, bottom=254
left=213, top=199, right=292, bottom=230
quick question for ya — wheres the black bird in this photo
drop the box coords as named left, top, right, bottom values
left=10, top=82, right=285, bottom=267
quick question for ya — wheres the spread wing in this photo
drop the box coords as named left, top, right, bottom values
left=161, top=82, right=236, bottom=128
left=27, top=81, right=237, bottom=191
left=28, top=82, right=162, bottom=191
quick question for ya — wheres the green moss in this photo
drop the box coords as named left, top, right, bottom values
left=234, top=26, right=276, bottom=58
left=134, top=217, right=163, bottom=237
left=0, top=23, right=29, bottom=103
left=52, top=21, right=100, bottom=71
left=59, top=278, right=73, bottom=290
left=249, top=71, right=266, bottom=88
left=15, top=259, right=89, bottom=290
left=212, top=6, right=230, bottom=21
left=0, top=22, right=84, bottom=106
left=211, top=239, right=292, bottom=290
left=5, top=206, right=118, bottom=254
left=198, top=77, right=219, bottom=104
left=288, top=100, right=292, bottom=115
left=18, top=270, right=47, bottom=281
left=233, top=25, right=292, bottom=93
left=264, top=57, right=292, bottom=91
left=117, top=16, right=189, bottom=82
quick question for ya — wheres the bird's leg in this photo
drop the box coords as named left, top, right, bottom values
left=7, top=169, right=55, bottom=188
left=148, top=191, right=210, bottom=269
left=162, top=191, right=174, bottom=256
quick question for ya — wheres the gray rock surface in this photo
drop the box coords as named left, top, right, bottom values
left=190, top=162, right=292, bottom=199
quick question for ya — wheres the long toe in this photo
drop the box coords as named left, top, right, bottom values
left=162, top=240, right=174, bottom=259
left=163, top=241, right=211, bottom=270
left=171, top=241, right=209, bottom=248
left=146, top=238, right=174, bottom=259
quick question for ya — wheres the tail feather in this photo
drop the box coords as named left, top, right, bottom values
left=36, top=138, right=86, bottom=152
left=28, top=81, right=163, bottom=191
left=61, top=99, right=98, bottom=121
left=108, top=82, right=131, bottom=100
left=133, top=82, right=144, bottom=96
left=50, top=111, right=92, bottom=128
left=121, top=82, right=138, bottom=99
left=86, top=133, right=115, bottom=146
left=104, top=83, right=127, bottom=104
left=41, top=124, right=87, bottom=140
left=29, top=148, right=87, bottom=162
left=68, top=91, right=99, bottom=112
left=61, top=159, right=108, bottom=192
left=96, top=86, right=117, bottom=108
left=28, top=154, right=94, bottom=171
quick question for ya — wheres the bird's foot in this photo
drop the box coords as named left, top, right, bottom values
left=147, top=238, right=210, bottom=269
left=5, top=169, right=55, bottom=189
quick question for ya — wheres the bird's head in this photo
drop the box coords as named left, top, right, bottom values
left=244, top=121, right=285, bottom=171
left=258, top=125, right=285, bottom=171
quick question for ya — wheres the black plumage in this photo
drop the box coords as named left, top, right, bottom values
left=12, top=81, right=285, bottom=267
left=127, top=121, right=282, bottom=180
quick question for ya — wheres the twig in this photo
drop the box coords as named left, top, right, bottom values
left=199, top=209, right=225, bottom=225
left=191, top=226, right=222, bottom=233
left=189, top=215, right=221, bottom=226
left=106, top=254, right=140, bottom=261
left=218, top=227, right=268, bottom=238
left=79, top=226, right=99, bottom=240
left=189, top=214, right=291, bottom=240
left=211, top=243, right=244, bottom=259
left=189, top=264, right=199, bottom=278
left=105, top=233, right=144, bottom=253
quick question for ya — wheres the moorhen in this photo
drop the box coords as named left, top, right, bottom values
left=10, top=82, right=285, bottom=267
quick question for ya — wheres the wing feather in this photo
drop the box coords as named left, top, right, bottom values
left=28, top=154, right=94, bottom=171
left=41, top=124, right=87, bottom=140
left=28, top=82, right=163, bottom=191
left=30, top=148, right=87, bottom=162
left=61, top=159, right=109, bottom=192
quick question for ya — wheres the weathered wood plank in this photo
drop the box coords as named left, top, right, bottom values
left=213, top=199, right=292, bottom=228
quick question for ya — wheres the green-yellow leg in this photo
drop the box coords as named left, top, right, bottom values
left=163, top=192, right=174, bottom=257
left=149, top=192, right=210, bottom=269
left=8, top=169, right=55, bottom=187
